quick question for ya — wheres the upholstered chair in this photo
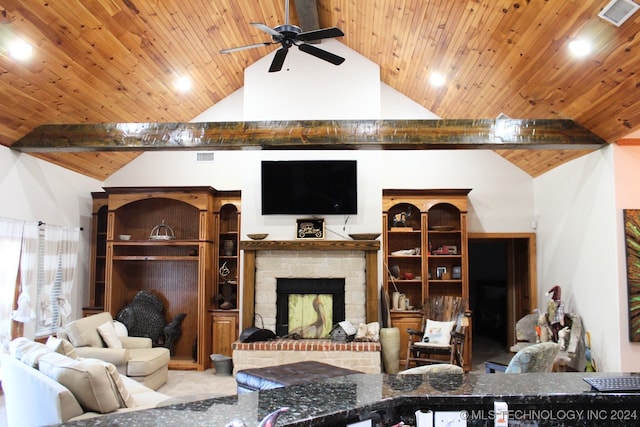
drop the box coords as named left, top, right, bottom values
left=504, top=341, right=560, bottom=373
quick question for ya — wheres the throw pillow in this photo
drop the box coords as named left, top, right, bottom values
left=81, top=358, right=135, bottom=408
left=46, top=336, right=78, bottom=359
left=38, top=352, right=125, bottom=413
left=97, top=321, right=123, bottom=349
left=113, top=320, right=128, bottom=337
left=422, top=320, right=455, bottom=345
left=9, top=337, right=53, bottom=368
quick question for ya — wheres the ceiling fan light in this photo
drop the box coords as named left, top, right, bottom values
left=429, top=72, right=446, bottom=87
left=568, top=39, right=592, bottom=57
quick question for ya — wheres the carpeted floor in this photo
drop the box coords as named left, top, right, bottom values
left=156, top=368, right=237, bottom=400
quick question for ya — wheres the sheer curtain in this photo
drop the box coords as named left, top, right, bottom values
left=38, top=225, right=80, bottom=332
left=13, top=223, right=39, bottom=337
left=0, top=218, right=24, bottom=352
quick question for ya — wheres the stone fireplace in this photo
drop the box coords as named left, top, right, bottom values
left=254, top=250, right=367, bottom=334
left=234, top=240, right=382, bottom=373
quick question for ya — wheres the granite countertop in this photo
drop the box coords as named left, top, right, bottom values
left=61, top=372, right=640, bottom=427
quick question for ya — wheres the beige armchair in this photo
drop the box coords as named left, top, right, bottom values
left=58, top=312, right=170, bottom=390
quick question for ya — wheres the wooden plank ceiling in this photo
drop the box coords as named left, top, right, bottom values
left=1, top=0, right=639, bottom=180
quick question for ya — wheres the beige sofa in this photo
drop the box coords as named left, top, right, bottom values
left=1, top=338, right=169, bottom=427
left=58, top=312, right=170, bottom=390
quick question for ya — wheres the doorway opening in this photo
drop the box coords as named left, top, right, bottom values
left=468, top=234, right=536, bottom=369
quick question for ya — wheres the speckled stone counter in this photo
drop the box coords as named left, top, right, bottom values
left=59, top=372, right=640, bottom=426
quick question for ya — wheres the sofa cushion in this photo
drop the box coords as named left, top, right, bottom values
left=127, top=347, right=170, bottom=376
left=38, top=352, right=126, bottom=413
left=9, top=337, right=53, bottom=367
left=98, top=321, right=123, bottom=349
left=81, top=358, right=135, bottom=408
left=46, top=336, right=78, bottom=359
left=65, top=312, right=113, bottom=348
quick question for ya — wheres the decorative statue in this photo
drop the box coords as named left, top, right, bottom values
left=535, top=309, right=551, bottom=343
left=116, top=290, right=186, bottom=355
left=392, top=209, right=411, bottom=227
left=214, top=262, right=237, bottom=309
left=545, top=285, right=565, bottom=342
left=557, top=326, right=571, bottom=350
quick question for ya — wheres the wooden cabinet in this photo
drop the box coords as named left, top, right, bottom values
left=210, top=311, right=238, bottom=357
left=211, top=192, right=241, bottom=363
left=383, top=189, right=472, bottom=370
left=83, top=192, right=108, bottom=317
left=103, top=187, right=216, bottom=370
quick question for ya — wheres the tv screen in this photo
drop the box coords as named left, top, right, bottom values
left=261, top=160, right=358, bottom=215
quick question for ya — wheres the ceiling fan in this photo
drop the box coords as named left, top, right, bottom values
left=219, top=0, right=345, bottom=72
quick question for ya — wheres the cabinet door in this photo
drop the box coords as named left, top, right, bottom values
left=212, top=312, right=238, bottom=357
left=390, top=312, right=423, bottom=371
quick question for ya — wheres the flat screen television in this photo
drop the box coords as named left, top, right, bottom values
left=261, top=160, right=358, bottom=215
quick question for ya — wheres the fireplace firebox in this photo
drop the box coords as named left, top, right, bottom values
left=276, top=278, right=345, bottom=337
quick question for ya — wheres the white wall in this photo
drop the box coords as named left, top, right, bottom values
left=612, top=144, right=640, bottom=371
left=534, top=146, right=623, bottom=371
left=0, top=146, right=102, bottom=337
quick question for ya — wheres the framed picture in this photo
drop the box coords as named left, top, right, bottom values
left=296, top=218, right=325, bottom=239
left=452, top=266, right=462, bottom=279
left=624, top=209, right=640, bottom=342
left=436, top=266, right=447, bottom=279
left=445, top=245, right=458, bottom=255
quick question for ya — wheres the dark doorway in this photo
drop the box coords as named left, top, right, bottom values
left=469, top=241, right=508, bottom=347
left=468, top=234, right=536, bottom=368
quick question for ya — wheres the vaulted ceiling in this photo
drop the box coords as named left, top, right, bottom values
left=1, top=0, right=639, bottom=179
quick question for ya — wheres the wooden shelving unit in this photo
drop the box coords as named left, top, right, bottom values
left=382, top=189, right=472, bottom=370
left=83, top=192, right=108, bottom=317
left=210, top=192, right=241, bottom=360
left=103, top=186, right=216, bottom=371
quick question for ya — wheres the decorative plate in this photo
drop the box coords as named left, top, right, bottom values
left=429, top=225, right=454, bottom=231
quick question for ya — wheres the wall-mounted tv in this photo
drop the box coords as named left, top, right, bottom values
left=261, top=160, right=358, bottom=215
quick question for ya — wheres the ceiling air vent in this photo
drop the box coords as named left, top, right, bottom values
left=195, top=152, right=215, bottom=162
left=598, top=0, right=639, bottom=27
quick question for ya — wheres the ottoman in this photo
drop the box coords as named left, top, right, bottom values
left=235, top=361, right=362, bottom=394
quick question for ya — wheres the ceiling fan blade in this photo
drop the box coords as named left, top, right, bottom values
left=220, top=42, right=274, bottom=54
left=298, top=43, right=345, bottom=65
left=298, top=27, right=344, bottom=42
left=269, top=47, right=289, bottom=72
left=251, top=22, right=282, bottom=37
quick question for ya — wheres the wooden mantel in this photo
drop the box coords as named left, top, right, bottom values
left=240, top=240, right=380, bottom=330
left=240, top=239, right=380, bottom=251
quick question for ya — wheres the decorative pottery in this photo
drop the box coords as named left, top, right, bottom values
left=380, top=327, right=401, bottom=374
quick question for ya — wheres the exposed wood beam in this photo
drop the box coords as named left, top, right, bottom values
left=11, top=119, right=607, bottom=153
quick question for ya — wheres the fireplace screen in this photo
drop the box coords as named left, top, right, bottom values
left=288, top=294, right=332, bottom=338
left=276, top=278, right=345, bottom=337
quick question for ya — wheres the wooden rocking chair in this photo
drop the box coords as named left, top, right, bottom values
left=406, top=296, right=469, bottom=369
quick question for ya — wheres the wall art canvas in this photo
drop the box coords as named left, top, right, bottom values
left=624, top=209, right=640, bottom=342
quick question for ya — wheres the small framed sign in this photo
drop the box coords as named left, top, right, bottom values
left=296, top=218, right=325, bottom=239
left=452, top=265, right=462, bottom=279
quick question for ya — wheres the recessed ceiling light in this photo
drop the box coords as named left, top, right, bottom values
left=8, top=38, right=33, bottom=61
left=429, top=71, right=446, bottom=87
left=568, top=39, right=592, bottom=57
left=174, top=76, right=192, bottom=92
